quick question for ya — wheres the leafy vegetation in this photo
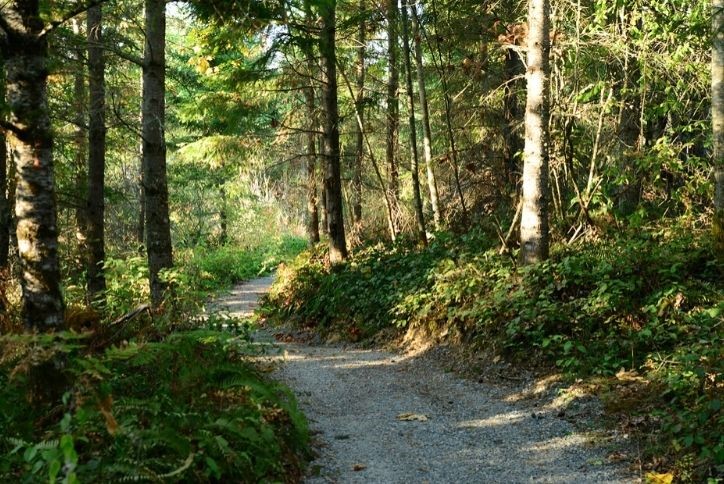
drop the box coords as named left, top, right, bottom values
left=264, top=223, right=723, bottom=479
left=1, top=236, right=308, bottom=482
left=0, top=329, right=308, bottom=483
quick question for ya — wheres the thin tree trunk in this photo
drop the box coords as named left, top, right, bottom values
left=520, top=0, right=551, bottom=265
left=352, top=0, right=365, bottom=229
left=3, top=5, right=64, bottom=328
left=319, top=0, right=347, bottom=262
left=0, top=64, right=8, bottom=269
left=137, top=71, right=145, bottom=246
left=142, top=0, right=173, bottom=306
left=386, top=0, right=400, bottom=237
left=71, top=18, right=88, bottom=257
left=304, top=85, right=320, bottom=244
left=410, top=3, right=442, bottom=230
left=401, top=1, right=427, bottom=244
left=338, top=61, right=397, bottom=234
left=714, top=0, right=724, bottom=257
left=86, top=5, right=106, bottom=300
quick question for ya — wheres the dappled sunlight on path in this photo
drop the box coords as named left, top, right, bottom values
left=267, top=340, right=638, bottom=483
left=222, top=276, right=638, bottom=483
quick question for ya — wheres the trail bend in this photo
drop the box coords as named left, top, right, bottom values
left=215, top=276, right=637, bottom=484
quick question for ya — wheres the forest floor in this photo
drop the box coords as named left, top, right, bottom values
left=214, top=276, right=640, bottom=483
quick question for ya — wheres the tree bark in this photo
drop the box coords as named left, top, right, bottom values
left=319, top=0, right=347, bottom=262
left=0, top=64, right=8, bottom=269
left=386, top=0, right=400, bottom=238
left=352, top=0, right=365, bottom=229
left=520, top=0, right=551, bottom=265
left=410, top=3, right=442, bottom=230
left=401, top=1, right=427, bottom=244
left=137, top=71, right=145, bottom=247
left=3, top=4, right=64, bottom=328
left=304, top=85, right=320, bottom=245
left=87, top=4, right=106, bottom=299
left=142, top=0, right=173, bottom=306
left=714, top=0, right=724, bottom=258
left=71, top=18, right=88, bottom=256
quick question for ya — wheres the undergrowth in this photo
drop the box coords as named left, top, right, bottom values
left=0, top=328, right=308, bottom=483
left=1, top=235, right=310, bottom=482
left=263, top=224, right=723, bottom=480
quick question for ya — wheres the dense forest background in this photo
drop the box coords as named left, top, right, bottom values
left=0, top=0, right=721, bottom=481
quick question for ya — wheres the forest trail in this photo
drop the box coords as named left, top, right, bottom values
left=218, top=276, right=637, bottom=484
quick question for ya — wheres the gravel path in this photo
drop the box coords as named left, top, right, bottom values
left=220, top=276, right=638, bottom=483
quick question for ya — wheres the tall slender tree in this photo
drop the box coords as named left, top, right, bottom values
left=400, top=1, right=426, bottom=244
left=410, top=2, right=442, bottom=230
left=142, top=0, right=173, bottom=306
left=0, top=62, right=9, bottom=269
left=86, top=4, right=106, bottom=299
left=318, top=0, right=347, bottom=262
left=1, top=2, right=65, bottom=328
left=304, top=84, right=320, bottom=245
left=352, top=0, right=366, bottom=230
left=386, top=0, right=400, bottom=238
left=71, top=18, right=88, bottom=248
left=714, top=0, right=724, bottom=257
left=520, top=0, right=551, bottom=264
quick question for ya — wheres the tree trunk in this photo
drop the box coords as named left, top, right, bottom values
left=142, top=0, right=173, bottom=306
left=137, top=72, right=145, bottom=247
left=71, top=18, right=88, bottom=262
left=86, top=5, right=106, bottom=300
left=520, top=0, right=551, bottom=265
left=3, top=4, right=64, bottom=328
left=386, top=0, right=400, bottom=238
left=304, top=85, right=320, bottom=245
left=352, top=0, right=365, bottom=229
left=410, top=3, right=442, bottom=230
left=714, top=0, right=724, bottom=258
left=0, top=65, right=8, bottom=269
left=401, top=1, right=427, bottom=244
left=319, top=0, right=347, bottom=263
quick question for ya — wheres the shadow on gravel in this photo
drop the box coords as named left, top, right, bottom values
left=270, top=343, right=636, bottom=484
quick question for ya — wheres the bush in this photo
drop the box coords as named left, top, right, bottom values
left=0, top=329, right=308, bottom=483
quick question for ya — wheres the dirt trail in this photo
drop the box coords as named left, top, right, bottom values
left=216, top=276, right=638, bottom=484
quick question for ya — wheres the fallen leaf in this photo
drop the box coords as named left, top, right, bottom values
left=396, top=412, right=429, bottom=422
left=645, top=472, right=674, bottom=484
